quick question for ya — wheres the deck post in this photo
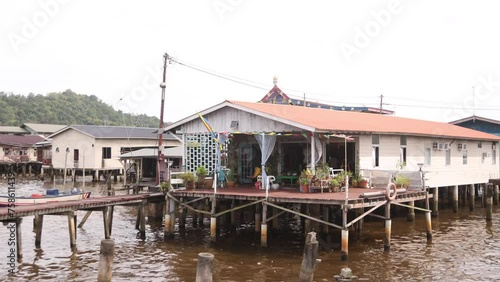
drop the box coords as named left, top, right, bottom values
left=384, top=202, right=391, bottom=251
left=164, top=196, right=172, bottom=239
left=341, top=205, right=348, bottom=261
left=210, top=197, right=217, bottom=242
left=97, top=239, right=115, bottom=282
left=486, top=184, right=493, bottom=221
left=322, top=206, right=329, bottom=235
left=407, top=201, right=415, bottom=222
left=494, top=184, right=499, bottom=205
left=425, top=211, right=432, bottom=241
left=34, top=215, right=44, bottom=248
left=16, top=218, right=23, bottom=261
left=453, top=185, right=459, bottom=213
left=469, top=184, right=475, bottom=211
left=261, top=203, right=268, bottom=247
left=195, top=253, right=214, bottom=282
left=139, top=203, right=146, bottom=240
left=67, top=211, right=76, bottom=249
left=272, top=207, right=279, bottom=229
left=108, top=206, right=114, bottom=236
left=255, top=203, right=261, bottom=233
left=299, top=232, right=319, bottom=282
left=103, top=206, right=111, bottom=239
left=432, top=187, right=439, bottom=217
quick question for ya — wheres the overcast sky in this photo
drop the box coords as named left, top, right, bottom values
left=2, top=0, right=500, bottom=126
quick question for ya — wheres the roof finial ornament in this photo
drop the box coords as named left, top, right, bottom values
left=273, top=75, right=278, bottom=85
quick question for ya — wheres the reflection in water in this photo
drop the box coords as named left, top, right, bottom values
left=1, top=181, right=500, bottom=281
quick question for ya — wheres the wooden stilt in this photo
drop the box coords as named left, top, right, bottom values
left=78, top=211, right=93, bottom=228
left=192, top=203, right=199, bottom=228
left=103, top=206, right=111, bottom=239
left=261, top=203, right=268, bottom=247
left=432, top=187, right=439, bottom=217
left=425, top=212, right=432, bottom=241
left=310, top=204, right=320, bottom=232
left=494, top=184, right=499, bottom=206
left=169, top=198, right=175, bottom=235
left=272, top=207, right=279, bottom=229
left=407, top=201, right=415, bottom=222
left=486, top=184, right=493, bottom=221
left=303, top=204, right=310, bottom=236
left=67, top=211, right=76, bottom=249
left=139, top=203, right=146, bottom=240
left=453, top=185, right=459, bottom=213
left=179, top=200, right=186, bottom=230
left=210, top=197, right=217, bottom=241
left=230, top=200, right=236, bottom=226
left=16, top=218, right=23, bottom=261
left=34, top=215, right=44, bottom=248
left=384, top=202, right=391, bottom=251
left=136, top=207, right=141, bottom=230
left=164, top=196, right=171, bottom=238
left=108, top=206, right=114, bottom=236
left=322, top=206, right=329, bottom=235
left=469, top=184, right=475, bottom=211
left=255, top=203, right=261, bottom=233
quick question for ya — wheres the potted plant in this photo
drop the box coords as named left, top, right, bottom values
left=196, top=166, right=208, bottom=189
left=226, top=169, right=236, bottom=188
left=328, top=178, right=340, bottom=192
left=299, top=168, right=313, bottom=193
left=394, top=173, right=410, bottom=188
left=159, top=180, right=170, bottom=195
left=315, top=164, right=330, bottom=180
left=351, top=172, right=363, bottom=188
left=180, top=172, right=196, bottom=190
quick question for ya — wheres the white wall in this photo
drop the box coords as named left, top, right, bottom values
left=358, top=134, right=499, bottom=187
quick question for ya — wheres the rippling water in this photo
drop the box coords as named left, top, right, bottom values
left=1, top=180, right=500, bottom=281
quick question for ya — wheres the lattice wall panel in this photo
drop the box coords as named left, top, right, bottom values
left=185, top=133, right=217, bottom=174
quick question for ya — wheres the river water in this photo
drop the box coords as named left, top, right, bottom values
left=1, top=180, right=500, bottom=281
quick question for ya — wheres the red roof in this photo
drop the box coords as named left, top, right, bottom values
left=0, top=134, right=45, bottom=147
left=229, top=101, right=500, bottom=141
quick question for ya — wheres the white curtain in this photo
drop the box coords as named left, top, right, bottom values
left=314, top=134, right=322, bottom=165
left=255, top=133, right=276, bottom=190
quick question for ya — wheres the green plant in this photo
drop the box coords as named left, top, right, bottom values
left=315, top=164, right=330, bottom=180
left=328, top=178, right=339, bottom=188
left=394, top=174, right=410, bottom=187
left=180, top=172, right=196, bottom=185
left=299, top=168, right=313, bottom=185
left=196, top=166, right=208, bottom=179
left=159, top=181, right=170, bottom=195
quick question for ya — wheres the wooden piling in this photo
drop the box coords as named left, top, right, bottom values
left=164, top=196, right=171, bottom=238
left=34, top=215, right=44, bottom=248
left=195, top=252, right=214, bottom=282
left=322, top=206, right=329, bottom=235
left=272, top=207, right=279, bottom=229
left=255, top=203, right=261, bottom=233
left=103, top=206, right=111, bottom=239
left=210, top=197, right=217, bottom=241
left=469, top=184, right=475, bottom=211
left=494, top=184, right=499, bottom=205
left=179, top=200, right=186, bottom=230
left=139, top=203, right=146, bottom=240
left=425, top=212, right=432, bottom=241
left=67, top=211, right=76, bottom=249
left=407, top=201, right=415, bottom=222
left=97, top=239, right=115, bottom=282
left=453, top=185, right=459, bottom=213
left=169, top=198, right=175, bottom=234
left=384, top=202, right=391, bottom=251
left=432, top=187, right=439, bottom=217
left=299, top=232, right=319, bottom=282
left=16, top=218, right=23, bottom=261
left=261, top=203, right=267, bottom=247
left=486, top=184, right=493, bottom=221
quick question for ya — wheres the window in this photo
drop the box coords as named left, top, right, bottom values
left=400, top=136, right=407, bottom=164
left=102, top=147, right=111, bottom=159
left=424, top=148, right=431, bottom=166
left=445, top=149, right=451, bottom=165
left=462, top=149, right=467, bottom=165
left=493, top=150, right=497, bottom=165
left=372, top=135, right=380, bottom=167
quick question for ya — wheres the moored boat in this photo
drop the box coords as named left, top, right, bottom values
left=0, top=189, right=91, bottom=207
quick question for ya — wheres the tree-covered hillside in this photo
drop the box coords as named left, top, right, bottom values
left=0, top=90, right=161, bottom=127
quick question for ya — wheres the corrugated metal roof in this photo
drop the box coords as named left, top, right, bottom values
left=22, top=123, right=67, bottom=133
left=50, top=125, right=179, bottom=140
left=0, top=134, right=45, bottom=147
left=228, top=101, right=500, bottom=141
left=0, top=126, right=29, bottom=134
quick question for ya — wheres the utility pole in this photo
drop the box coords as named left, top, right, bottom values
left=157, top=53, right=169, bottom=186
left=379, top=94, right=383, bottom=114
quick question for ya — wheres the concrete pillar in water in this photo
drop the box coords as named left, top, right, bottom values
left=195, top=253, right=214, bottom=282
left=486, top=184, right=493, bottom=221
left=97, top=239, right=115, bottom=282
left=210, top=198, right=217, bottom=241
left=261, top=203, right=268, bottom=247
left=34, top=215, right=44, bottom=248
left=164, top=196, right=171, bottom=239
left=453, top=185, right=459, bottom=213
left=469, top=184, right=475, bottom=211
left=139, top=204, right=146, bottom=240
left=384, top=203, right=391, bottom=251
left=432, top=187, right=439, bottom=217
left=425, top=212, right=432, bottom=241
left=299, top=232, right=319, bottom=282
left=16, top=218, right=23, bottom=261
left=169, top=198, right=175, bottom=236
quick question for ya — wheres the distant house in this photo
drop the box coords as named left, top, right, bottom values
left=22, top=123, right=67, bottom=136
left=47, top=125, right=182, bottom=179
left=0, top=134, right=45, bottom=163
left=259, top=77, right=394, bottom=114
left=163, top=100, right=500, bottom=189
